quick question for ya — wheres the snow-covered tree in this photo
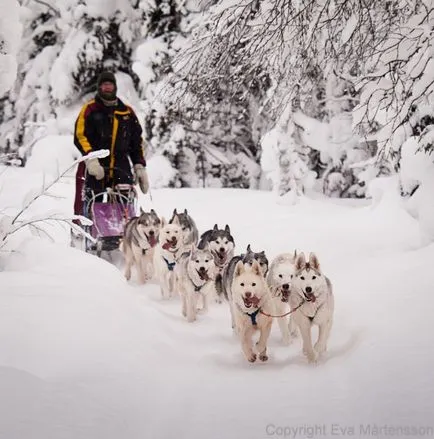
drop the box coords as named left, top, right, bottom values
left=174, top=0, right=432, bottom=197
left=0, top=0, right=21, bottom=97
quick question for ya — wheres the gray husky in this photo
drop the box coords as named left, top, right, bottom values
left=220, top=244, right=269, bottom=330
left=197, top=224, right=236, bottom=301
left=120, top=208, right=161, bottom=283
left=174, top=245, right=216, bottom=322
left=169, top=208, right=199, bottom=249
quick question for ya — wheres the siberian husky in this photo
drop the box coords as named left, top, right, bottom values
left=198, top=224, right=235, bottom=301
left=266, top=251, right=299, bottom=344
left=220, top=244, right=269, bottom=329
left=169, top=208, right=199, bottom=249
left=231, top=260, right=274, bottom=363
left=120, top=208, right=161, bottom=283
left=153, top=216, right=184, bottom=299
left=290, top=252, right=334, bottom=363
left=175, top=245, right=216, bottom=322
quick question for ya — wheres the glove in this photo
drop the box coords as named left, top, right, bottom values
left=134, top=164, right=149, bottom=194
left=86, top=158, right=104, bottom=180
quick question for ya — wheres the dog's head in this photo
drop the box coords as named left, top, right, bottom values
left=207, top=224, right=235, bottom=266
left=170, top=208, right=196, bottom=244
left=267, top=250, right=297, bottom=302
left=292, top=252, right=325, bottom=303
left=187, top=245, right=215, bottom=282
left=232, top=260, right=268, bottom=310
left=243, top=244, right=269, bottom=276
left=137, top=208, right=161, bottom=247
left=159, top=215, right=183, bottom=252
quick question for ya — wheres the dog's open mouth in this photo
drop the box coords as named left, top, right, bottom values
left=280, top=290, right=290, bottom=303
left=147, top=235, right=158, bottom=248
left=243, top=295, right=260, bottom=309
left=215, top=250, right=227, bottom=263
left=162, top=237, right=177, bottom=250
left=303, top=291, right=316, bottom=302
left=197, top=270, right=209, bottom=281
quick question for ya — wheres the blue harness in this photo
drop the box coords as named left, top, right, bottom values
left=163, top=257, right=176, bottom=271
left=246, top=308, right=261, bottom=326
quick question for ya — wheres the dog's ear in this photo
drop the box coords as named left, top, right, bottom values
left=246, top=244, right=251, bottom=252
left=251, top=259, right=261, bottom=276
left=160, top=216, right=167, bottom=227
left=171, top=214, right=180, bottom=226
left=140, top=206, right=145, bottom=214
left=225, top=224, right=231, bottom=234
left=235, top=260, right=245, bottom=277
left=213, top=224, right=218, bottom=231
left=189, top=243, right=197, bottom=257
left=184, top=208, right=188, bottom=215
left=295, top=252, right=306, bottom=271
left=293, top=249, right=298, bottom=260
left=309, top=252, right=320, bottom=271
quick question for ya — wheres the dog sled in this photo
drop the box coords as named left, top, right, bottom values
left=79, top=166, right=139, bottom=257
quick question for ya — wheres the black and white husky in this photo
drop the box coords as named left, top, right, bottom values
left=120, top=208, right=161, bottom=283
left=175, top=245, right=216, bottom=322
left=197, top=224, right=235, bottom=300
left=169, top=208, right=199, bottom=249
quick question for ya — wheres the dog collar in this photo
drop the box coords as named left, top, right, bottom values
left=163, top=257, right=176, bottom=271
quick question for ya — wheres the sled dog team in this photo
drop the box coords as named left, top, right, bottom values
left=120, top=208, right=334, bottom=364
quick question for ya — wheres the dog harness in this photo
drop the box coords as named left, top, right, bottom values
left=163, top=257, right=176, bottom=271
left=246, top=308, right=261, bottom=326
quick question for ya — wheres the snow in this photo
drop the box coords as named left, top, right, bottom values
left=0, top=0, right=21, bottom=96
left=0, top=152, right=433, bottom=439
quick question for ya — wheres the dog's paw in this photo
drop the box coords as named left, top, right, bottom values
left=259, top=353, right=268, bottom=362
left=247, top=353, right=257, bottom=363
left=306, top=351, right=318, bottom=364
left=314, top=342, right=327, bottom=354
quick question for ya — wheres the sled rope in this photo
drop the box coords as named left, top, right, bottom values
left=259, top=301, right=305, bottom=318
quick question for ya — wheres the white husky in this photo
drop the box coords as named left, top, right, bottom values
left=175, top=245, right=216, bottom=322
left=231, top=260, right=274, bottom=363
left=153, top=216, right=184, bottom=299
left=290, top=252, right=334, bottom=364
left=266, top=251, right=299, bottom=345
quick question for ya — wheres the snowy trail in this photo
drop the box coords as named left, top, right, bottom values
left=1, top=176, right=433, bottom=439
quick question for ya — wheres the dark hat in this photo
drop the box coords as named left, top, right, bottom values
left=97, top=71, right=116, bottom=87
left=96, top=71, right=117, bottom=101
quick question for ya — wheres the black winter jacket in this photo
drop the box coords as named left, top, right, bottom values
left=74, top=95, right=146, bottom=191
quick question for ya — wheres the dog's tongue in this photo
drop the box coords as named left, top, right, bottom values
left=162, top=238, right=177, bottom=250
left=149, top=236, right=157, bottom=247
left=306, top=292, right=316, bottom=303
left=245, top=295, right=260, bottom=308
left=198, top=270, right=209, bottom=281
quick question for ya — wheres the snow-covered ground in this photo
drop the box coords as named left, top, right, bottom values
left=0, top=157, right=433, bottom=439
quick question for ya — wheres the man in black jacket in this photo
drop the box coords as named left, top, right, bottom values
left=73, top=71, right=149, bottom=225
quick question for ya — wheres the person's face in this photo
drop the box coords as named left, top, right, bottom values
left=100, top=81, right=115, bottom=93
